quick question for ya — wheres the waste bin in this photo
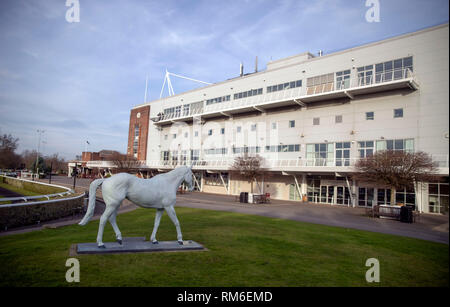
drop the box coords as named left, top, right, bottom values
left=239, top=192, right=248, bottom=203
left=400, top=206, right=413, bottom=223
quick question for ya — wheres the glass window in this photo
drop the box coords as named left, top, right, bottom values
left=335, top=142, right=351, bottom=166
left=366, top=112, right=374, bottom=120
left=358, top=141, right=374, bottom=158
left=221, top=128, right=225, bottom=134
left=289, top=120, right=295, bottom=128
left=272, top=123, right=277, bottom=130
left=313, top=118, right=320, bottom=125
left=335, top=115, right=343, bottom=123
left=394, top=108, right=403, bottom=118
left=237, top=126, right=241, bottom=133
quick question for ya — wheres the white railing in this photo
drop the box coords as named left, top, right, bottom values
left=86, top=160, right=116, bottom=168
left=141, top=158, right=358, bottom=169
left=139, top=153, right=448, bottom=170
left=0, top=175, right=74, bottom=204
left=152, top=68, right=416, bottom=123
left=354, top=67, right=414, bottom=88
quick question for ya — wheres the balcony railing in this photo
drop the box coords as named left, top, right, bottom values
left=79, top=153, right=448, bottom=174
left=151, top=68, right=417, bottom=124
left=140, top=153, right=448, bottom=171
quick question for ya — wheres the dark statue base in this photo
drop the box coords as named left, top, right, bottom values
left=74, top=237, right=206, bottom=255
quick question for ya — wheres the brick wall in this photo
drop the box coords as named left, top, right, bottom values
left=127, top=105, right=150, bottom=160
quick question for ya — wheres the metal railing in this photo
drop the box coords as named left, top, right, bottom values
left=0, top=176, right=74, bottom=204
left=152, top=68, right=416, bottom=123
left=141, top=153, right=448, bottom=170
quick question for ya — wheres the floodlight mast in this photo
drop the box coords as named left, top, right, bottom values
left=159, top=70, right=212, bottom=99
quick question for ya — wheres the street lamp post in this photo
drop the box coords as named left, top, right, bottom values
left=35, top=129, right=45, bottom=181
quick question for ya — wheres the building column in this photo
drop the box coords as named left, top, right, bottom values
left=300, top=174, right=307, bottom=199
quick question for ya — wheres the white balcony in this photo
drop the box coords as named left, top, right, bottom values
left=151, top=68, right=418, bottom=125
left=136, top=153, right=448, bottom=175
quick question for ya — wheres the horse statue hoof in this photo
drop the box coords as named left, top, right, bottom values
left=117, top=239, right=122, bottom=245
left=178, top=241, right=184, bottom=245
left=98, top=245, right=106, bottom=249
left=152, top=241, right=159, bottom=244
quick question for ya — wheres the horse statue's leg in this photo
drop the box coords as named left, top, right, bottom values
left=96, top=204, right=119, bottom=248
left=165, top=205, right=183, bottom=245
left=108, top=208, right=123, bottom=245
left=150, top=208, right=164, bottom=244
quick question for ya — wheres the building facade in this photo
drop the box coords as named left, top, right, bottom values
left=128, top=24, right=449, bottom=214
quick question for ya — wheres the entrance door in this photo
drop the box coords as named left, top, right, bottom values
left=358, top=187, right=374, bottom=207
left=336, top=186, right=351, bottom=206
left=320, top=185, right=335, bottom=204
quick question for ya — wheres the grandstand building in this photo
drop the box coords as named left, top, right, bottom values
left=127, top=23, right=449, bottom=214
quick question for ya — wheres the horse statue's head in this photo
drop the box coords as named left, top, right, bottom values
left=183, top=165, right=194, bottom=191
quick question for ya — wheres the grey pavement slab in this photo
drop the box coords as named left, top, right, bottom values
left=76, top=237, right=206, bottom=254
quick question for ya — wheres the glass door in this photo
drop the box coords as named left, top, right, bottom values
left=358, top=187, right=374, bottom=207
left=336, top=186, right=350, bottom=205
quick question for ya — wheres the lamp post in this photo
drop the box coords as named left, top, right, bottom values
left=34, top=129, right=45, bottom=181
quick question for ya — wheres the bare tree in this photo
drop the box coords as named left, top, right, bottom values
left=0, top=133, right=21, bottom=169
left=110, top=152, right=141, bottom=173
left=353, top=150, right=438, bottom=204
left=231, top=154, right=265, bottom=193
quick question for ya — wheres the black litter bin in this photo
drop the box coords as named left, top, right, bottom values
left=400, top=206, right=413, bottom=223
left=239, top=192, right=249, bottom=203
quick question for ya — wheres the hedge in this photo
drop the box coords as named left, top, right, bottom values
left=0, top=194, right=86, bottom=230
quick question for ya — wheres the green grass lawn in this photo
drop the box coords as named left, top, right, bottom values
left=0, top=182, right=41, bottom=197
left=0, top=182, right=43, bottom=205
left=0, top=207, right=447, bottom=287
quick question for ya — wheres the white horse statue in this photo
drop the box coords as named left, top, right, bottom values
left=79, top=165, right=194, bottom=248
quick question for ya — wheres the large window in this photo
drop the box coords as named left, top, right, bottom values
left=234, top=88, right=263, bottom=100
left=175, top=106, right=181, bottom=117
left=335, top=142, right=351, bottom=166
left=267, top=80, right=302, bottom=93
left=265, top=144, right=300, bottom=153
left=183, top=104, right=190, bottom=116
left=395, top=187, right=416, bottom=208
left=306, top=73, right=334, bottom=95
left=377, top=188, right=392, bottom=205
left=429, top=182, right=449, bottom=215
left=204, top=172, right=228, bottom=186
left=335, top=69, right=351, bottom=90
left=358, top=187, right=374, bottom=207
left=206, top=95, right=231, bottom=106
left=204, top=148, right=228, bottom=155
left=233, top=146, right=260, bottom=154
left=190, top=150, right=200, bottom=161
left=306, top=143, right=334, bottom=166
left=358, top=141, right=374, bottom=158
left=357, top=65, right=374, bottom=86
left=375, top=56, right=413, bottom=83
left=376, top=139, right=414, bottom=152
left=161, top=151, right=170, bottom=161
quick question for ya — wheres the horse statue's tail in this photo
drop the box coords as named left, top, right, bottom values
left=79, top=178, right=105, bottom=226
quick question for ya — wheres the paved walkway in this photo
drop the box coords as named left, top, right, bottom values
left=1, top=177, right=448, bottom=244
left=175, top=192, right=449, bottom=245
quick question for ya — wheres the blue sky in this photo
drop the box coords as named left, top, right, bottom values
left=0, top=0, right=448, bottom=160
